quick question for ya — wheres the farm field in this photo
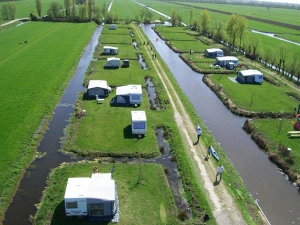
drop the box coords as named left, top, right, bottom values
left=136, top=0, right=300, bottom=43
left=0, top=21, right=96, bottom=221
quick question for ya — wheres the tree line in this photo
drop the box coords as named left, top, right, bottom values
left=170, top=8, right=300, bottom=83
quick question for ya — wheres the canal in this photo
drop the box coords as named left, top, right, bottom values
left=141, top=24, right=300, bottom=225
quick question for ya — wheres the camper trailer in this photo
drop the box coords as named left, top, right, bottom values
left=111, top=84, right=142, bottom=106
left=215, top=56, right=238, bottom=67
left=87, top=80, right=111, bottom=97
left=109, top=24, right=117, bottom=30
left=64, top=177, right=89, bottom=217
left=103, top=46, right=118, bottom=55
left=237, top=69, right=264, bottom=84
left=104, top=57, right=121, bottom=68
left=64, top=173, right=119, bottom=221
left=205, top=48, right=224, bottom=58
left=131, top=111, right=147, bottom=135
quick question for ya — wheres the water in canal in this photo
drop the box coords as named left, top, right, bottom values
left=141, top=24, right=300, bottom=225
left=3, top=25, right=103, bottom=225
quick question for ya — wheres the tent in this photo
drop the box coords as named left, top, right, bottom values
left=237, top=69, right=264, bottom=84
left=204, top=48, right=224, bottom=58
left=131, top=111, right=147, bottom=135
left=87, top=80, right=111, bottom=97
left=111, top=84, right=142, bottom=106
left=215, top=56, right=238, bottom=67
left=64, top=173, right=119, bottom=221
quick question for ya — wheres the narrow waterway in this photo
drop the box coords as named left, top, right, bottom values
left=141, top=24, right=300, bottom=225
left=3, top=25, right=103, bottom=225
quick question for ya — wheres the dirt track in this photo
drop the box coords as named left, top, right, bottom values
left=133, top=24, right=248, bottom=224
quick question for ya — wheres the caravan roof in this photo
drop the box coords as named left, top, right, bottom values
left=88, top=80, right=111, bottom=90
left=64, top=177, right=90, bottom=199
left=239, top=70, right=263, bottom=76
left=104, top=46, right=118, bottom=50
left=131, top=111, right=146, bottom=122
left=216, top=56, right=238, bottom=61
left=206, top=48, right=222, bottom=53
left=87, top=178, right=115, bottom=201
left=116, top=84, right=142, bottom=96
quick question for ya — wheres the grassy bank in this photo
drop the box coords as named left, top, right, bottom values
left=0, top=22, right=96, bottom=222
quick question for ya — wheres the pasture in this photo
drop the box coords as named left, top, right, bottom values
left=32, top=162, right=179, bottom=225
left=0, top=21, right=96, bottom=220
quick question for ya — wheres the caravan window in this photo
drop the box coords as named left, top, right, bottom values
left=89, top=204, right=104, bottom=216
left=131, top=95, right=140, bottom=100
left=66, top=202, right=78, bottom=209
left=133, top=122, right=145, bottom=129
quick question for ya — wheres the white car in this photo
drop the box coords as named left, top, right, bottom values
left=214, top=65, right=221, bottom=69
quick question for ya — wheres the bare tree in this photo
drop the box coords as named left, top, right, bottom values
left=1, top=3, right=17, bottom=20
left=71, top=0, right=76, bottom=18
left=79, top=3, right=87, bottom=18
left=139, top=7, right=145, bottom=22
left=36, top=0, right=42, bottom=17
left=48, top=2, right=60, bottom=18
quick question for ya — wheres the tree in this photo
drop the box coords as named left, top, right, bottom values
left=177, top=13, right=182, bottom=26
left=286, top=52, right=299, bottom=81
left=64, top=0, right=71, bottom=17
left=113, top=13, right=118, bottom=23
left=278, top=45, right=289, bottom=76
left=213, top=20, right=225, bottom=41
left=105, top=11, right=113, bottom=23
left=71, top=0, right=76, bottom=18
left=189, top=7, right=194, bottom=26
left=192, top=19, right=198, bottom=30
left=139, top=7, right=145, bottom=22
left=87, top=0, right=93, bottom=21
left=226, top=14, right=247, bottom=49
left=48, top=2, right=60, bottom=18
left=101, top=2, right=106, bottom=18
left=170, top=8, right=177, bottom=27
left=79, top=3, right=87, bottom=18
left=1, top=3, right=17, bottom=20
left=236, top=15, right=247, bottom=48
left=145, top=8, right=153, bottom=21
left=36, top=0, right=42, bottom=18
left=226, top=14, right=238, bottom=47
left=200, top=9, right=211, bottom=35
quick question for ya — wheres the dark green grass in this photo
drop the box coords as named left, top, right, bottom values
left=250, top=118, right=300, bottom=170
left=0, top=22, right=96, bottom=221
left=33, top=162, right=179, bottom=225
left=210, top=74, right=298, bottom=112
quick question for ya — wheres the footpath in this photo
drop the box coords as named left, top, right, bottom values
left=134, top=25, right=250, bottom=225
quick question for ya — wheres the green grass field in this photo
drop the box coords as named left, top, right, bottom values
left=210, top=74, right=298, bottom=112
left=0, top=21, right=96, bottom=220
left=249, top=118, right=300, bottom=170
left=33, top=162, right=179, bottom=225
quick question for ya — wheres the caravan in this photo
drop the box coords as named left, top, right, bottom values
left=64, top=173, right=119, bottom=221
left=104, top=57, right=121, bottom=68
left=131, top=111, right=147, bottom=135
left=103, top=46, right=118, bottom=55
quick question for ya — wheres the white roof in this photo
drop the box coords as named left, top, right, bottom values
left=216, top=56, right=238, bottom=61
left=107, top=57, right=120, bottom=62
left=116, top=84, right=142, bottom=96
left=131, top=111, right=146, bottom=122
left=206, top=48, right=223, bottom=52
left=65, top=174, right=115, bottom=201
left=87, top=178, right=115, bottom=201
left=64, top=177, right=90, bottom=199
left=103, top=46, right=118, bottom=50
left=87, top=80, right=111, bottom=90
left=91, top=173, right=112, bottom=180
left=239, top=70, right=263, bottom=76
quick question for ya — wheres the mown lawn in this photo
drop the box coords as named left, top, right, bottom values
left=33, top=162, right=179, bottom=225
left=249, top=118, right=300, bottom=170
left=209, top=74, right=299, bottom=113
left=0, top=21, right=96, bottom=221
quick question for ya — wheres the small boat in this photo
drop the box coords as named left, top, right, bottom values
left=209, top=146, right=219, bottom=161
